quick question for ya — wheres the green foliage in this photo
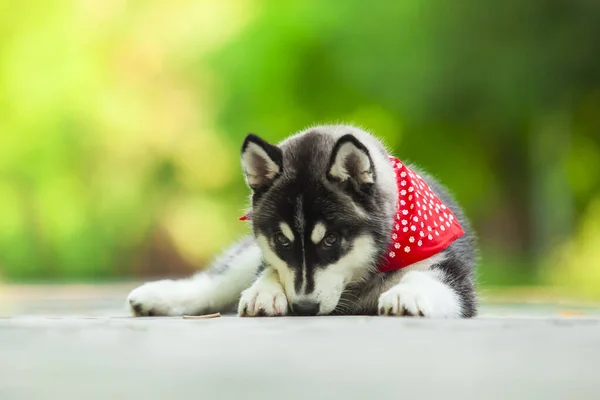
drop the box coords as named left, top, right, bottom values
left=1, top=0, right=600, bottom=289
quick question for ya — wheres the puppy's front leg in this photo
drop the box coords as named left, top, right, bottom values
left=378, top=269, right=462, bottom=318
left=238, top=267, right=288, bottom=317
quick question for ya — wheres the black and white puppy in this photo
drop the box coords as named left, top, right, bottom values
left=127, top=124, right=477, bottom=318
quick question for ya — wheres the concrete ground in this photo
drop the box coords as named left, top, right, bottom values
left=1, top=283, right=600, bottom=400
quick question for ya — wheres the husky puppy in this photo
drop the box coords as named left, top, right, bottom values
left=127, top=125, right=477, bottom=318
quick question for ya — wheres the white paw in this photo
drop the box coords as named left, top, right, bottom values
left=127, top=280, right=188, bottom=316
left=237, top=283, right=288, bottom=317
left=377, top=270, right=461, bottom=318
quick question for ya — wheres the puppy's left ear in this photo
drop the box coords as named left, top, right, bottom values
left=241, top=133, right=283, bottom=191
left=327, top=134, right=375, bottom=191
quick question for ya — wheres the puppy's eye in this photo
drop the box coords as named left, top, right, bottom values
left=274, top=232, right=291, bottom=248
left=323, top=232, right=339, bottom=247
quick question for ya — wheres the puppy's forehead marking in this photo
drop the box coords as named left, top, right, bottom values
left=294, top=195, right=305, bottom=234
left=294, top=195, right=307, bottom=293
left=311, top=222, right=327, bottom=244
left=279, top=222, right=294, bottom=242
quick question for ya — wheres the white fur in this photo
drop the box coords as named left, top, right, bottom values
left=378, top=269, right=462, bottom=318
left=329, top=142, right=373, bottom=183
left=256, top=234, right=295, bottom=294
left=238, top=267, right=288, bottom=316
left=402, top=253, right=448, bottom=273
left=241, top=142, right=280, bottom=186
left=127, top=241, right=262, bottom=316
left=279, top=222, right=294, bottom=242
left=310, top=222, right=326, bottom=244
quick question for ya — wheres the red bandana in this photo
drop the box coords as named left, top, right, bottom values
left=239, top=156, right=464, bottom=273
left=377, top=156, right=464, bottom=272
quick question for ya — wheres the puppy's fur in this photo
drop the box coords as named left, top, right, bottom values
left=127, top=125, right=477, bottom=318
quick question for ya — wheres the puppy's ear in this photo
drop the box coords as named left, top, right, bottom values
left=241, top=133, right=283, bottom=191
left=327, top=134, right=375, bottom=191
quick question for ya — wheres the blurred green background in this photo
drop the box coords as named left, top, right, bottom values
left=1, top=0, right=599, bottom=299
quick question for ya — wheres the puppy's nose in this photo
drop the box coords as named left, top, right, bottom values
left=292, top=301, right=320, bottom=316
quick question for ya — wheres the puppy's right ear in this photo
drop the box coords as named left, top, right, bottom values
left=241, top=133, right=283, bottom=191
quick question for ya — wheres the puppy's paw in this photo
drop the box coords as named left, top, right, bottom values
left=127, top=280, right=185, bottom=316
left=237, top=283, right=288, bottom=317
left=377, top=270, right=461, bottom=318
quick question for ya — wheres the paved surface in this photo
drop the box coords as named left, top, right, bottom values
left=1, top=284, right=600, bottom=400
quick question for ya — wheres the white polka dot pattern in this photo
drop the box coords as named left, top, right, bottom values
left=379, top=156, right=465, bottom=273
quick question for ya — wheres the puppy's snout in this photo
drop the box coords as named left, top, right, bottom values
left=291, top=301, right=320, bottom=316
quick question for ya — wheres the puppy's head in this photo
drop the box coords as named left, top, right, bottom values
left=240, top=129, right=389, bottom=315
